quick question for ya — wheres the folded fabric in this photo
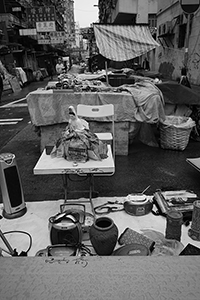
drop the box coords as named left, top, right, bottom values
left=118, top=227, right=155, bottom=252
left=51, top=127, right=108, bottom=162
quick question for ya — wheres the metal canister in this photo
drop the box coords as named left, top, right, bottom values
left=165, top=210, right=183, bottom=242
left=188, top=200, right=200, bottom=241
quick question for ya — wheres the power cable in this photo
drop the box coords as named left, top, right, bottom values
left=2, top=230, right=33, bottom=256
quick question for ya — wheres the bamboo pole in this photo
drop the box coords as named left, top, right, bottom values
left=105, top=61, right=109, bottom=85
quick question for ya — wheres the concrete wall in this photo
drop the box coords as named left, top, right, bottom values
left=157, top=0, right=179, bottom=12
left=189, top=12, right=200, bottom=84
left=136, top=0, right=148, bottom=23
left=156, top=0, right=200, bottom=84
left=148, top=0, right=158, bottom=13
left=156, top=2, right=181, bottom=79
left=118, top=0, right=137, bottom=14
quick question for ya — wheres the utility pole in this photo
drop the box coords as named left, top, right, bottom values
left=2, top=0, right=6, bottom=13
left=184, top=13, right=191, bottom=68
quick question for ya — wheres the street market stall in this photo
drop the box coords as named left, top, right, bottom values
left=26, top=80, right=165, bottom=155
left=26, top=24, right=165, bottom=155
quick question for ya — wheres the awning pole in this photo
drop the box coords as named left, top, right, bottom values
left=105, top=61, right=109, bottom=85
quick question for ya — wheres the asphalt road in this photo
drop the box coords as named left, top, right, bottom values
left=0, top=78, right=49, bottom=149
left=0, top=77, right=200, bottom=204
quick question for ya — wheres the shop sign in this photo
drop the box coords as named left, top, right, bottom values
left=37, top=31, right=65, bottom=44
left=38, top=39, right=51, bottom=45
left=26, top=6, right=56, bottom=24
left=50, top=31, right=65, bottom=44
left=12, top=7, right=21, bottom=12
left=19, top=29, right=37, bottom=36
left=36, top=21, right=56, bottom=32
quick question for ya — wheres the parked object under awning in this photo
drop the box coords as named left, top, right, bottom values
left=157, top=81, right=200, bottom=105
left=0, top=45, right=10, bottom=55
left=93, top=24, right=160, bottom=61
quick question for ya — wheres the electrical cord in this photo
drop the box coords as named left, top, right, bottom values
left=3, top=230, right=33, bottom=256
left=63, top=235, right=95, bottom=256
left=68, top=174, right=88, bottom=182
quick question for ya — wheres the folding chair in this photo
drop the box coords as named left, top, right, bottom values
left=77, top=104, right=115, bottom=165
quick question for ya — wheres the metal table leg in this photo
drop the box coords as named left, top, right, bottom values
left=62, top=173, right=97, bottom=217
left=62, top=173, right=68, bottom=201
left=88, top=174, right=95, bottom=217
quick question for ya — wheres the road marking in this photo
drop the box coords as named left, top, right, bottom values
left=7, top=103, right=28, bottom=107
left=0, top=97, right=27, bottom=108
left=0, top=122, right=18, bottom=125
left=0, top=118, right=23, bottom=121
left=0, top=118, right=23, bottom=125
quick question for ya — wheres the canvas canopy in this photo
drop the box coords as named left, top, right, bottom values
left=93, top=24, right=160, bottom=62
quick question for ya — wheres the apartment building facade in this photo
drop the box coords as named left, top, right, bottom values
left=0, top=0, right=71, bottom=75
left=64, top=0, right=75, bottom=49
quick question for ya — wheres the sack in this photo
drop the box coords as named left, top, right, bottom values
left=50, top=131, right=88, bottom=163
left=65, top=135, right=88, bottom=163
left=51, top=127, right=108, bottom=162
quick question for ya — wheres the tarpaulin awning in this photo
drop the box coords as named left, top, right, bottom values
left=93, top=24, right=160, bottom=62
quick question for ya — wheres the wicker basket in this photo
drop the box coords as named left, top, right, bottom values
left=159, top=116, right=195, bottom=151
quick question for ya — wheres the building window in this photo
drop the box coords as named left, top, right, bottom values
left=148, top=14, right=157, bottom=28
left=178, top=24, right=186, bottom=48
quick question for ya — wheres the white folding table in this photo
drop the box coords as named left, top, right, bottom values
left=33, top=145, right=115, bottom=215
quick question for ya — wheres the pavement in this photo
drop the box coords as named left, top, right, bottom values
left=0, top=77, right=200, bottom=203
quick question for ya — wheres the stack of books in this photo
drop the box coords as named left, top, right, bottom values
left=153, top=189, right=199, bottom=215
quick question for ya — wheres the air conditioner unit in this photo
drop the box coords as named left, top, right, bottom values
left=162, top=21, right=172, bottom=35
left=158, top=22, right=172, bottom=36
left=165, top=21, right=172, bottom=34
left=161, top=23, right=166, bottom=35
left=158, top=24, right=162, bottom=36
left=158, top=23, right=165, bottom=35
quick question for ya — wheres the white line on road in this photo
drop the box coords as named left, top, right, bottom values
left=0, top=118, right=23, bottom=125
left=8, top=103, right=28, bottom=107
left=0, top=97, right=27, bottom=108
left=0, top=122, right=18, bottom=125
left=0, top=118, right=23, bottom=121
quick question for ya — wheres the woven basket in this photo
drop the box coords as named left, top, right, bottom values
left=159, top=116, right=195, bottom=151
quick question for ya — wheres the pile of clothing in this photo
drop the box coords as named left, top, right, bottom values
left=51, top=106, right=108, bottom=162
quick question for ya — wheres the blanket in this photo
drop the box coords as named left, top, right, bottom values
left=119, top=80, right=166, bottom=123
